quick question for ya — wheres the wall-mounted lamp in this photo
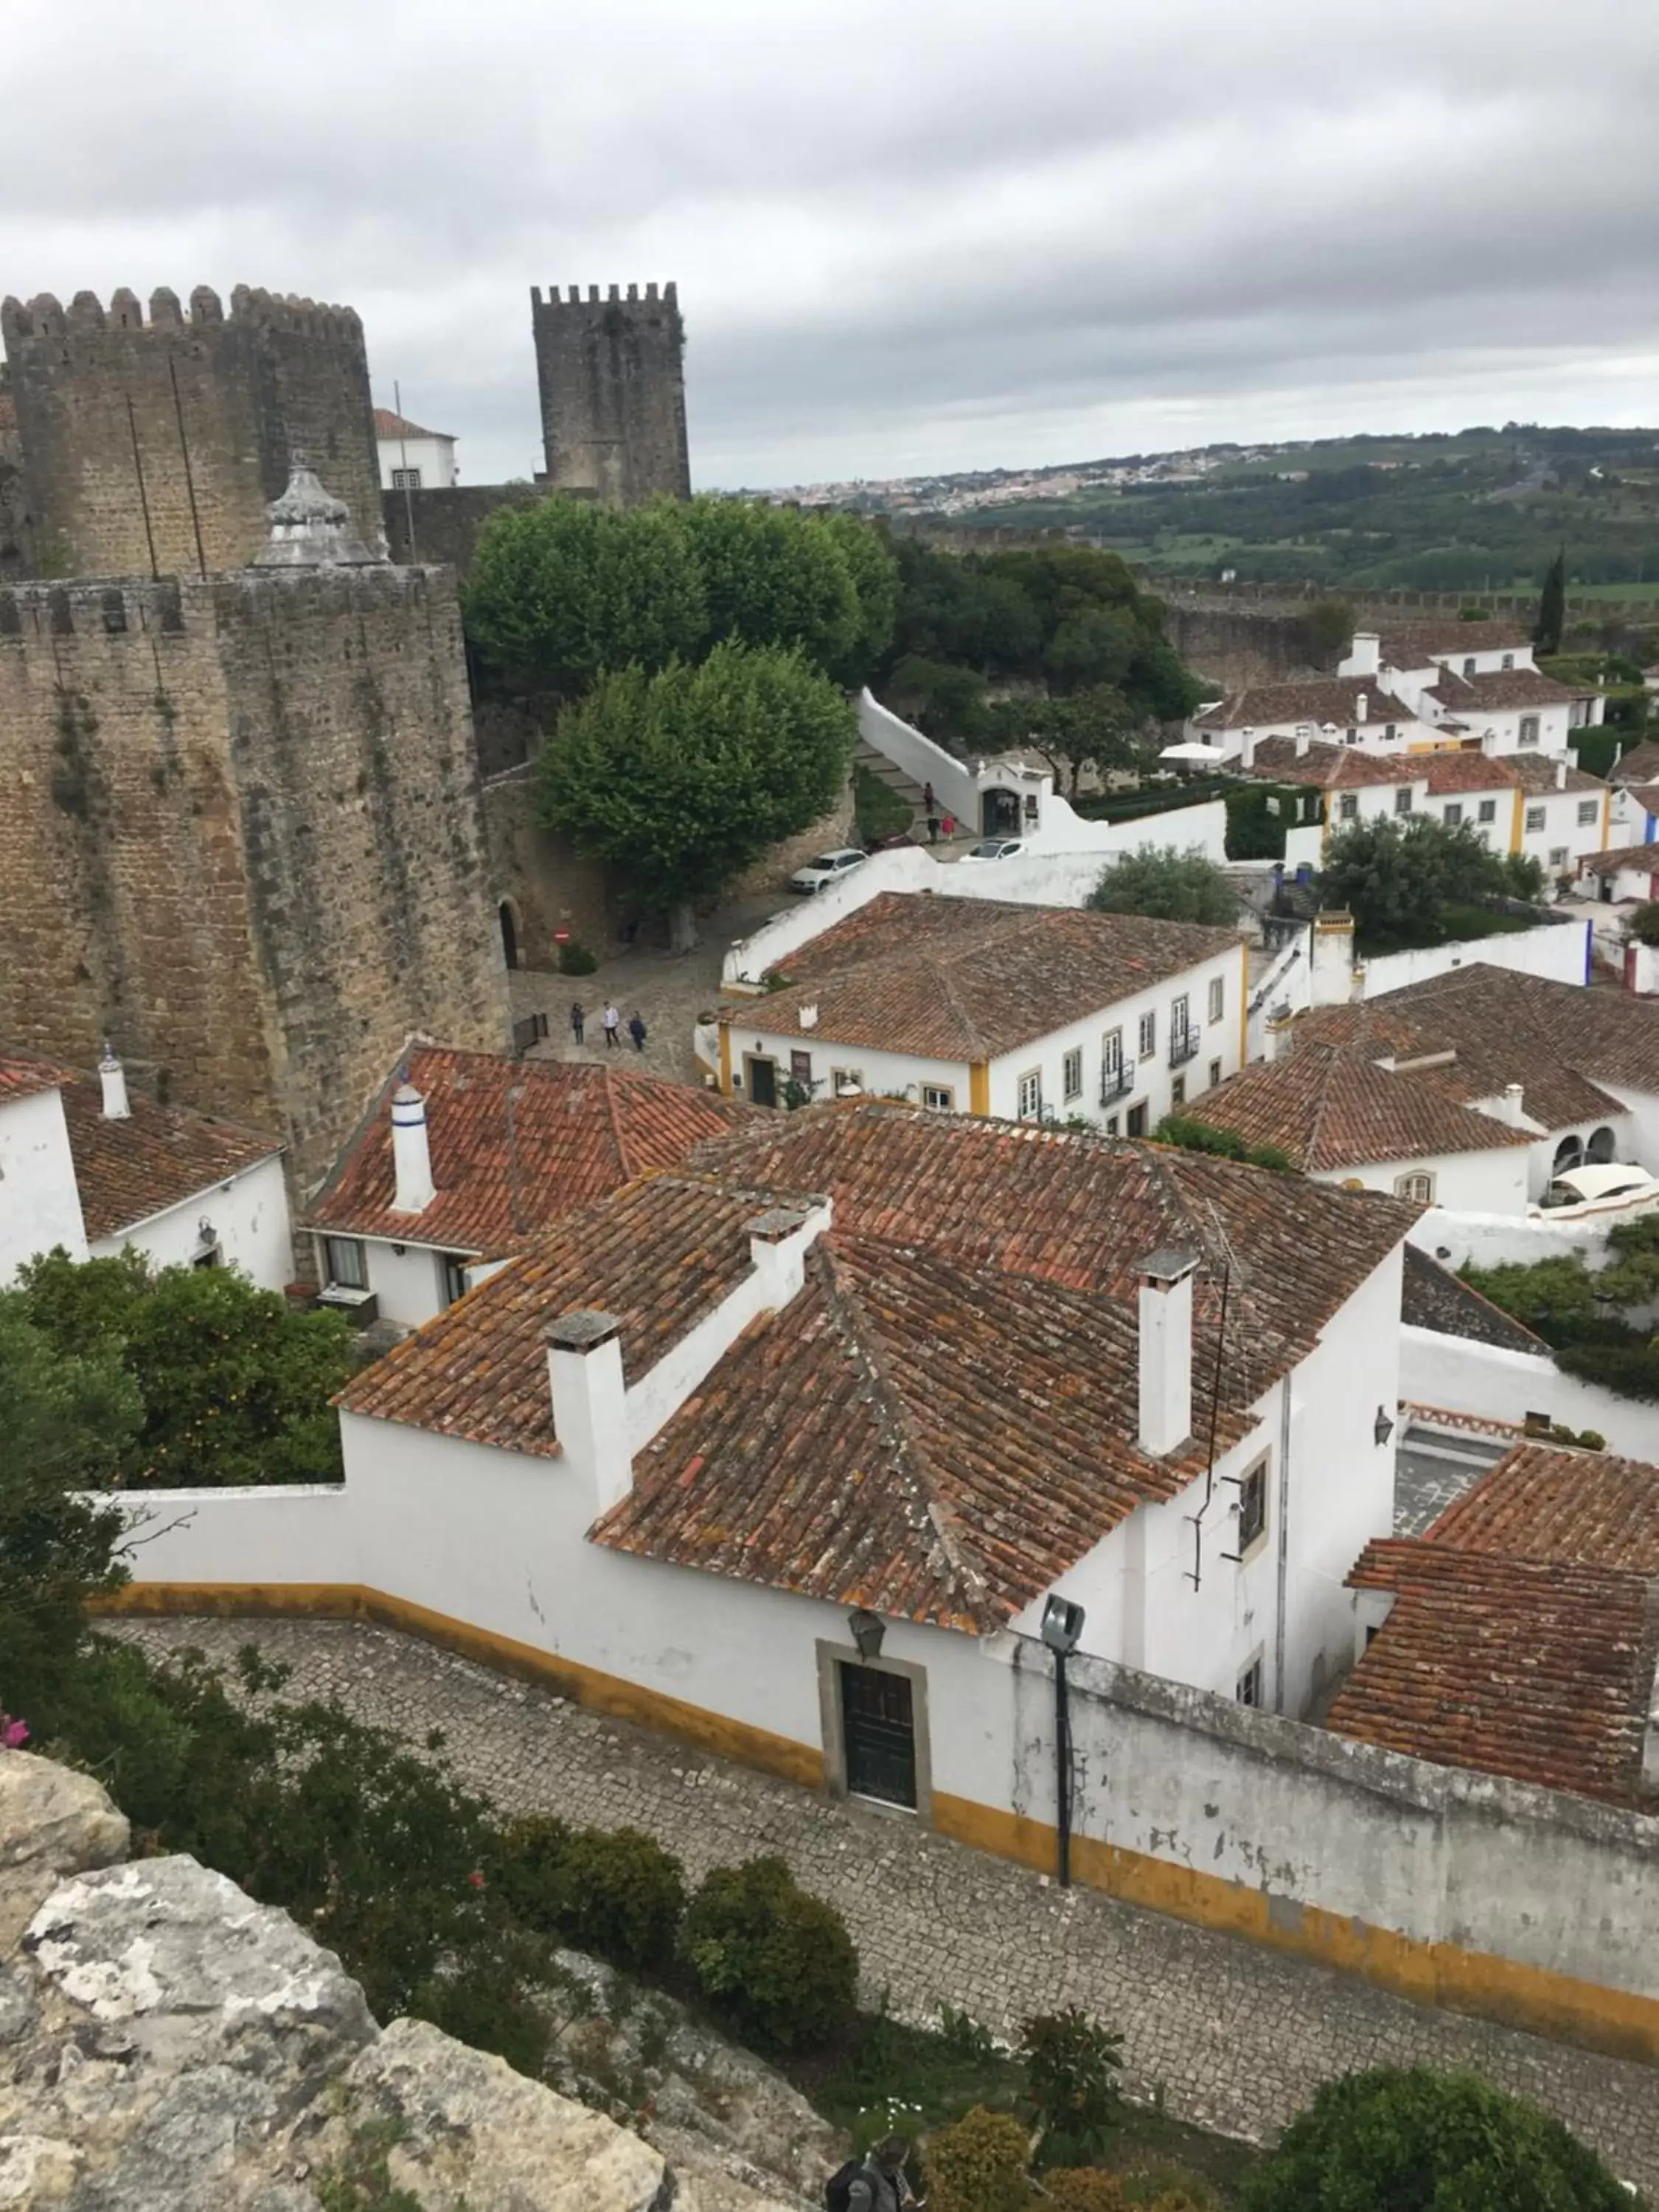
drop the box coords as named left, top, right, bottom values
left=1374, top=1405, right=1396, bottom=1447
left=846, top=1607, right=885, bottom=1660
left=391, top=1243, right=408, bottom=1257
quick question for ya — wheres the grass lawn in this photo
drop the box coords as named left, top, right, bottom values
left=788, top=2006, right=1264, bottom=2208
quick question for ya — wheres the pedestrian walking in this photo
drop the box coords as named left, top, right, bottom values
left=922, top=780, right=936, bottom=816
left=926, top=813, right=941, bottom=845
left=940, top=813, right=956, bottom=840
left=569, top=1001, right=585, bottom=1046
left=602, top=1002, right=620, bottom=1049
left=832, top=2135, right=920, bottom=2212
left=627, top=1010, right=647, bottom=1053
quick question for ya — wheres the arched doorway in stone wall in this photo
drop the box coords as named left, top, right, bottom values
left=498, top=900, right=519, bottom=971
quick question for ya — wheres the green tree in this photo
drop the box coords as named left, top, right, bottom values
left=0, top=1296, right=138, bottom=1719
left=1298, top=599, right=1357, bottom=668
left=1027, top=686, right=1144, bottom=795
left=539, top=640, right=855, bottom=949
left=818, top=512, right=901, bottom=687
left=464, top=496, right=706, bottom=695
left=15, top=1250, right=356, bottom=1488
left=1534, top=546, right=1568, bottom=656
left=1239, top=2066, right=1635, bottom=2212
left=1315, top=815, right=1507, bottom=945
left=681, top=496, right=862, bottom=673
left=1088, top=845, right=1239, bottom=926
left=1630, top=900, right=1659, bottom=946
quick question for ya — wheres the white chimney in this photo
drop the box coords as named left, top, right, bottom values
left=389, top=1082, right=435, bottom=1213
left=1294, top=723, right=1312, bottom=758
left=1555, top=759, right=1568, bottom=790
left=1349, top=631, right=1381, bottom=678
left=748, top=1207, right=817, bottom=1309
left=799, top=1004, right=818, bottom=1031
left=1502, top=1082, right=1524, bottom=1127
left=546, top=1310, right=630, bottom=1515
left=1138, top=1247, right=1199, bottom=1458
left=98, top=1043, right=130, bottom=1121
left=1355, top=690, right=1368, bottom=723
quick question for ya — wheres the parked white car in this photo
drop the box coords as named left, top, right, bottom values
left=787, top=847, right=867, bottom=895
left=1529, top=1163, right=1659, bottom=1222
left=958, top=838, right=1028, bottom=866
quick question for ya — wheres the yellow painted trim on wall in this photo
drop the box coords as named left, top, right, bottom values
left=1510, top=786, right=1524, bottom=855
left=718, top=1022, right=733, bottom=1099
left=91, top=1581, right=824, bottom=1791
left=968, top=1062, right=990, bottom=1115
left=1237, top=942, right=1248, bottom=1068
left=96, top=1578, right=1659, bottom=2066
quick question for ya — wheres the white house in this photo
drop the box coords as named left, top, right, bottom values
left=1579, top=846, right=1659, bottom=907
left=0, top=1048, right=290, bottom=1288
left=374, top=407, right=459, bottom=492
left=716, top=892, right=1248, bottom=1135
left=305, top=1048, right=749, bottom=1331
left=1185, top=677, right=1439, bottom=764
left=1339, top=625, right=1597, bottom=757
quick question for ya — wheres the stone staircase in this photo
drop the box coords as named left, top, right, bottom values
left=854, top=731, right=930, bottom=822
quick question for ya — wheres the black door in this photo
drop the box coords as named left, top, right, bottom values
left=499, top=902, right=518, bottom=970
left=840, top=1663, right=917, bottom=1809
left=748, top=1056, right=778, bottom=1108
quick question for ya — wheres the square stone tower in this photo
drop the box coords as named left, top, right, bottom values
left=0, top=285, right=382, bottom=580
left=530, top=282, right=691, bottom=507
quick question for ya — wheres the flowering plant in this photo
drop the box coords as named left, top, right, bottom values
left=1, top=1711, right=29, bottom=1750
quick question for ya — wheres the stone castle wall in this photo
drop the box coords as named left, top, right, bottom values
left=0, top=567, right=509, bottom=1192
left=381, top=479, right=544, bottom=571
left=531, top=282, right=690, bottom=505
left=0, top=285, right=381, bottom=580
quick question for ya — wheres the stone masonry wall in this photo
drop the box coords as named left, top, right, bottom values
left=481, top=765, right=614, bottom=968
left=0, top=568, right=509, bottom=1194
left=532, top=282, right=691, bottom=506
left=0, top=285, right=381, bottom=580
left=382, top=479, right=544, bottom=572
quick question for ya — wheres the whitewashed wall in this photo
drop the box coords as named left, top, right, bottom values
left=725, top=1031, right=968, bottom=1110
left=1399, top=1326, right=1658, bottom=1458
left=1313, top=1144, right=1529, bottom=1217
left=1359, top=918, right=1590, bottom=1000
left=1409, top=1198, right=1647, bottom=1273
left=0, top=1087, right=88, bottom=1282
left=97, top=1155, right=293, bottom=1292
left=344, top=1238, right=461, bottom=1330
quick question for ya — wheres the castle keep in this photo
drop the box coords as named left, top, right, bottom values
left=531, top=281, right=690, bottom=505
left=1, top=285, right=380, bottom=579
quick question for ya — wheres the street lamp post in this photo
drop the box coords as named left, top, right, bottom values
left=1040, top=1594, right=1086, bottom=1888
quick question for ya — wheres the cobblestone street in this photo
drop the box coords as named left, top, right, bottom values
left=108, top=1616, right=1659, bottom=2193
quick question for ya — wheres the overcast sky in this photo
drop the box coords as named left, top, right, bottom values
left=5, top=0, right=1658, bottom=490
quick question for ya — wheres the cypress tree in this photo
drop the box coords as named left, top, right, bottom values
left=1534, top=546, right=1566, bottom=655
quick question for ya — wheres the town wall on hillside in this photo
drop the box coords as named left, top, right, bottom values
left=0, top=568, right=509, bottom=1192
left=0, top=285, right=380, bottom=579
left=531, top=282, right=691, bottom=507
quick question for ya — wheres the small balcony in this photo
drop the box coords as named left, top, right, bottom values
left=1100, top=1064, right=1133, bottom=1106
left=1169, top=1029, right=1200, bottom=1069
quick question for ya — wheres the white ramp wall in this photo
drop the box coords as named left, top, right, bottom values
left=1360, top=918, right=1591, bottom=1001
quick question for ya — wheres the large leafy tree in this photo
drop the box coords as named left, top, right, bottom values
left=1315, top=814, right=1514, bottom=944
left=817, top=510, right=901, bottom=686
left=15, top=1249, right=356, bottom=1488
left=1241, top=2066, right=1633, bottom=2212
left=464, top=496, right=707, bottom=695
left=540, top=640, right=855, bottom=949
left=681, top=496, right=863, bottom=675
left=1088, top=844, right=1239, bottom=926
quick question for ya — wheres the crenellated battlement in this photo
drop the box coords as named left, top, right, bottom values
left=0, top=563, right=449, bottom=652
left=531, top=280, right=678, bottom=313
left=1, top=283, right=364, bottom=349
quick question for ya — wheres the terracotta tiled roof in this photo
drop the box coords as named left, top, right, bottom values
left=1427, top=667, right=1578, bottom=714
left=1374, top=622, right=1532, bottom=669
left=1179, top=1043, right=1531, bottom=1175
left=1619, top=783, right=1659, bottom=818
left=1192, top=680, right=1419, bottom=734
left=338, top=1174, right=795, bottom=1456
left=54, top=1070, right=279, bottom=1240
left=1249, top=742, right=1523, bottom=797
left=1293, top=968, right=1641, bottom=1130
left=723, top=894, right=1241, bottom=1062
left=308, top=1048, right=750, bottom=1256
left=372, top=407, right=452, bottom=442
left=0, top=1052, right=77, bottom=1106
left=1400, top=1245, right=1545, bottom=1354
left=1329, top=1537, right=1659, bottom=1804
left=344, top=1104, right=1419, bottom=1632
left=1610, top=741, right=1659, bottom=787
left=1577, top=845, right=1658, bottom=880
left=1505, top=754, right=1605, bottom=796
left=1428, top=1442, right=1659, bottom=1571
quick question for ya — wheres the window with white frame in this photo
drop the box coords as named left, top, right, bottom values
left=1017, top=1069, right=1042, bottom=1120
left=1208, top=975, right=1225, bottom=1023
left=1138, top=1009, right=1156, bottom=1060
left=1549, top=846, right=1569, bottom=869
left=831, top=1066, right=865, bottom=1096
left=391, top=467, right=422, bottom=490
left=1519, top=715, right=1540, bottom=747
left=1394, top=787, right=1413, bottom=815
left=1237, top=1460, right=1267, bottom=1551
left=1577, top=799, right=1599, bottom=826
left=922, top=1082, right=954, bottom=1111
left=1101, top=1026, right=1124, bottom=1100
left=1338, top=793, right=1358, bottom=820
left=1237, top=1657, right=1264, bottom=1707
left=1478, top=798, right=1497, bottom=823
left=1501, top=653, right=1514, bottom=670
left=324, top=1236, right=367, bottom=1289
left=1525, top=804, right=1546, bottom=832
left=1062, top=1047, right=1083, bottom=1100
left=1394, top=1169, right=1436, bottom=1203
left=1443, top=801, right=1463, bottom=826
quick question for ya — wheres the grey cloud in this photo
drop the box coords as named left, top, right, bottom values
left=2, top=0, right=1657, bottom=487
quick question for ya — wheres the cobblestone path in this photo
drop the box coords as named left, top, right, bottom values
left=110, top=1617, right=1659, bottom=2192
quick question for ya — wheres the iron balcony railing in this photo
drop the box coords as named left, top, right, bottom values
left=1100, top=1063, right=1134, bottom=1105
left=1168, top=1029, right=1200, bottom=1068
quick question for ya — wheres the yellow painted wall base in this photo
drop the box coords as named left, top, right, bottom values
left=97, top=1580, right=1659, bottom=2066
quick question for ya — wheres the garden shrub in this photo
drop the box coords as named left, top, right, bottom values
left=1239, top=2065, right=1633, bottom=2211
left=488, top=1811, right=573, bottom=1933
left=551, top=1825, right=686, bottom=1969
left=557, top=939, right=599, bottom=975
left=1039, top=2169, right=1126, bottom=2210
left=925, top=2105, right=1034, bottom=2212
left=681, top=1852, right=857, bottom=2051
left=1020, top=2008, right=1123, bottom=2167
